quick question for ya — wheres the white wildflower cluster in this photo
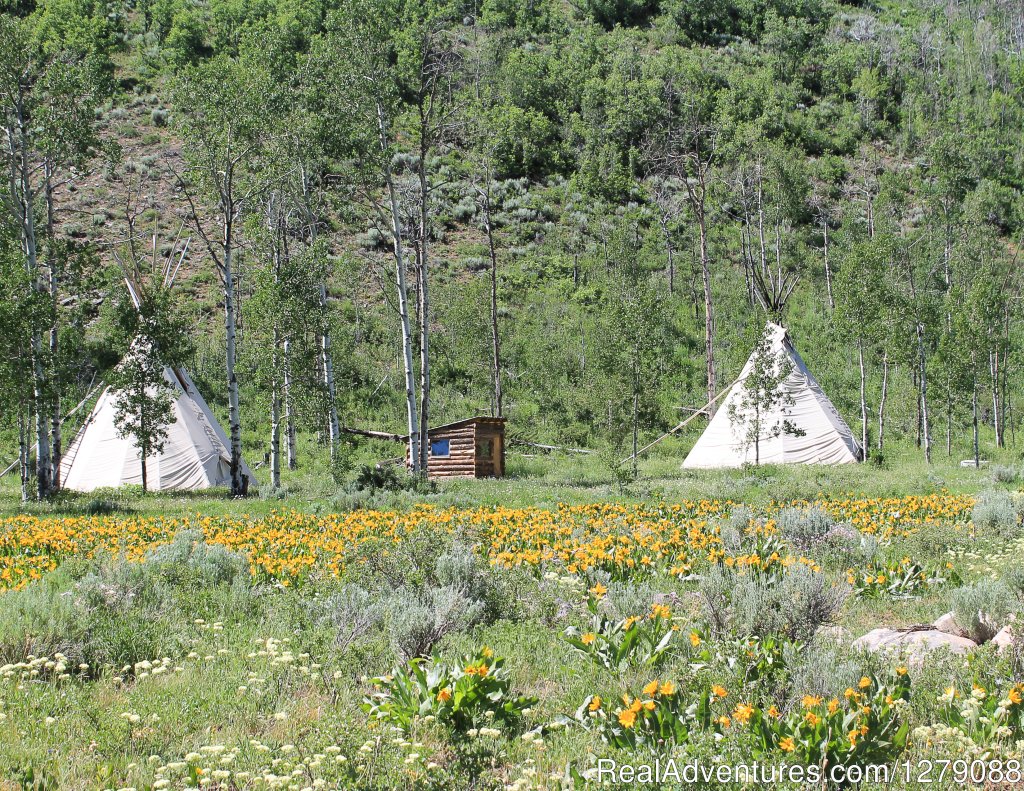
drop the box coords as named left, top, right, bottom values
left=244, top=637, right=326, bottom=687
left=504, top=758, right=569, bottom=791
left=384, top=728, right=442, bottom=774
left=134, top=740, right=356, bottom=790
left=1, top=654, right=82, bottom=684
left=542, top=571, right=584, bottom=589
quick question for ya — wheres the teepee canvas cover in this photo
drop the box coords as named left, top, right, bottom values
left=60, top=366, right=252, bottom=491
left=682, top=323, right=862, bottom=468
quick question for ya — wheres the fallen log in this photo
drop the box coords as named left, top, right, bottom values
left=342, top=427, right=407, bottom=442
left=509, top=440, right=594, bottom=455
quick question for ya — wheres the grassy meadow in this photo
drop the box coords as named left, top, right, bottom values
left=2, top=450, right=1024, bottom=790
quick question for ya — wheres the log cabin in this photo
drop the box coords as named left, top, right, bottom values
left=407, top=417, right=506, bottom=479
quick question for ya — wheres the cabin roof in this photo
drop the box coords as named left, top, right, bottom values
left=427, top=416, right=507, bottom=434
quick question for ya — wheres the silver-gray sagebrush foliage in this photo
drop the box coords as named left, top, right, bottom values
left=777, top=506, right=834, bottom=551
left=699, top=565, right=849, bottom=642
left=385, top=542, right=503, bottom=661
left=950, top=579, right=1015, bottom=643
left=971, top=490, right=1019, bottom=539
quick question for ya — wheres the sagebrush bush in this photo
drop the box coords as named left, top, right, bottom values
left=951, top=579, right=1015, bottom=643
left=600, top=581, right=657, bottom=620
left=777, top=506, right=833, bottom=550
left=700, top=565, right=849, bottom=642
left=144, top=529, right=248, bottom=586
left=784, top=639, right=866, bottom=703
left=321, top=585, right=384, bottom=652
left=387, top=584, right=484, bottom=661
left=991, top=465, right=1019, bottom=484
left=349, top=537, right=508, bottom=660
left=972, top=490, right=1019, bottom=538
left=697, top=568, right=733, bottom=635
left=729, top=505, right=756, bottom=532
left=1002, top=566, right=1024, bottom=602
left=780, top=565, right=850, bottom=641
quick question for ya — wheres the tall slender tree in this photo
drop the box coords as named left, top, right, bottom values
left=173, top=50, right=279, bottom=494
left=0, top=15, right=104, bottom=497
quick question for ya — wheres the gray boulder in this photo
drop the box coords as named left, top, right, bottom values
left=932, top=612, right=970, bottom=639
left=852, top=627, right=977, bottom=667
left=992, top=625, right=1017, bottom=651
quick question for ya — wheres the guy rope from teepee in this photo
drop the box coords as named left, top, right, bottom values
left=621, top=376, right=743, bottom=465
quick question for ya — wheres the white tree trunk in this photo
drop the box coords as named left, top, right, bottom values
left=858, top=337, right=868, bottom=459
left=877, top=351, right=889, bottom=451
left=918, top=322, right=931, bottom=463
left=271, top=329, right=282, bottom=489
left=13, top=99, right=52, bottom=497
left=480, top=184, right=503, bottom=417
left=378, top=104, right=420, bottom=470
left=318, top=284, right=340, bottom=462
left=283, top=337, right=297, bottom=470
left=417, top=160, right=431, bottom=473
left=222, top=225, right=246, bottom=495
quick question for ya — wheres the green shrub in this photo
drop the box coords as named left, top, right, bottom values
left=777, top=506, right=834, bottom=550
left=700, top=565, right=849, bottom=642
left=85, top=498, right=119, bottom=515
left=363, top=647, right=537, bottom=733
left=348, top=464, right=434, bottom=494
left=951, top=579, right=1015, bottom=643
left=991, top=465, right=1019, bottom=484
left=971, top=490, right=1019, bottom=538
left=320, top=584, right=385, bottom=652
left=143, top=529, right=248, bottom=588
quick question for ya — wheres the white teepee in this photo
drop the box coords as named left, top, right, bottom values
left=682, top=323, right=862, bottom=468
left=60, top=366, right=253, bottom=492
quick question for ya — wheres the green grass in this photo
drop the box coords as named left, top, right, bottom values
left=0, top=437, right=1013, bottom=519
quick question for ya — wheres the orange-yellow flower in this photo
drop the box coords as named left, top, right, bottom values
left=436, top=687, right=452, bottom=703
left=733, top=703, right=754, bottom=724
left=659, top=681, right=677, bottom=696
left=643, top=680, right=660, bottom=697
left=689, top=631, right=701, bottom=647
left=779, top=736, right=795, bottom=752
left=711, top=685, right=727, bottom=699
left=858, top=676, right=872, bottom=689
left=580, top=633, right=596, bottom=645
left=802, top=695, right=822, bottom=709
left=618, top=709, right=637, bottom=728
left=589, top=696, right=602, bottom=712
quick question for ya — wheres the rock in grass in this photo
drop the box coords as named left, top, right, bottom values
left=992, top=625, right=1016, bottom=651
left=932, top=611, right=969, bottom=639
left=852, top=628, right=977, bottom=668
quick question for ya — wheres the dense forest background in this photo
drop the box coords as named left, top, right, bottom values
left=2, top=0, right=1024, bottom=494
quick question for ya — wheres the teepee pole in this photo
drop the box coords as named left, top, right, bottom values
left=621, top=377, right=741, bottom=465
